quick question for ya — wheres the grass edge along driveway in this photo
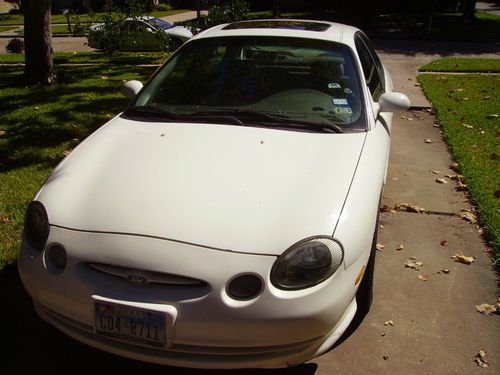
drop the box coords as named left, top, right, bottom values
left=418, top=58, right=500, bottom=261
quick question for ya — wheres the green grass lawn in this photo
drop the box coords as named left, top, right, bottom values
left=0, top=25, right=18, bottom=32
left=418, top=70, right=500, bottom=259
left=0, top=51, right=168, bottom=65
left=420, top=58, right=500, bottom=73
left=0, top=64, right=156, bottom=268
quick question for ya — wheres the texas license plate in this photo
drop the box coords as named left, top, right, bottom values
left=94, top=302, right=166, bottom=348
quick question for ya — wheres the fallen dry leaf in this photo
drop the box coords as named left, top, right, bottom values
left=418, top=274, right=430, bottom=281
left=405, top=258, right=423, bottom=270
left=441, top=268, right=450, bottom=274
left=449, top=162, right=460, bottom=172
left=455, top=181, right=468, bottom=191
left=445, top=174, right=464, bottom=181
left=397, top=244, right=405, bottom=251
left=379, top=225, right=385, bottom=229
left=376, top=243, right=385, bottom=251
left=0, top=215, right=11, bottom=224
left=462, top=123, right=474, bottom=129
left=486, top=114, right=498, bottom=119
left=435, top=178, right=448, bottom=184
left=396, top=203, right=426, bottom=213
left=457, top=209, right=477, bottom=224
left=451, top=252, right=475, bottom=265
left=475, top=350, right=489, bottom=368
left=440, top=240, right=448, bottom=246
left=431, top=170, right=440, bottom=174
left=383, top=320, right=394, bottom=326
left=475, top=303, right=497, bottom=315
left=424, top=138, right=433, bottom=143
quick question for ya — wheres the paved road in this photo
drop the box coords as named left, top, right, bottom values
left=2, top=40, right=500, bottom=373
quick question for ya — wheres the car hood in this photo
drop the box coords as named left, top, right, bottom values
left=164, top=26, right=193, bottom=40
left=37, top=117, right=366, bottom=255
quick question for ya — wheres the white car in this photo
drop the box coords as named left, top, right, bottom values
left=88, top=16, right=192, bottom=50
left=19, top=19, right=410, bottom=369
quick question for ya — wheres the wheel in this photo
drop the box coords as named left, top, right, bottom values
left=355, top=214, right=378, bottom=316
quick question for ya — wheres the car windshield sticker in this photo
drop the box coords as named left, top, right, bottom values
left=332, top=98, right=348, bottom=105
left=328, top=83, right=341, bottom=89
left=332, top=97, right=352, bottom=115
left=344, top=87, right=353, bottom=94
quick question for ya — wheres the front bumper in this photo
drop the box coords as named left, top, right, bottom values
left=19, top=226, right=362, bottom=369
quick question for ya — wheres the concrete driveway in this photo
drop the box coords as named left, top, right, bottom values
left=2, top=40, right=499, bottom=373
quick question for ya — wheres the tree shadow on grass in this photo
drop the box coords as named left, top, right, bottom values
left=0, top=65, right=156, bottom=172
left=1, top=263, right=317, bottom=374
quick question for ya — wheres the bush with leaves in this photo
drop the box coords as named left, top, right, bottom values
left=87, top=5, right=173, bottom=54
left=6, top=38, right=24, bottom=54
left=186, top=0, right=249, bottom=33
left=88, top=12, right=127, bottom=54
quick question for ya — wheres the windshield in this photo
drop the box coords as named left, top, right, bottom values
left=128, top=36, right=366, bottom=132
left=149, top=17, right=173, bottom=30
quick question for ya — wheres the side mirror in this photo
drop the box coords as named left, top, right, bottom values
left=379, top=92, right=411, bottom=113
left=121, top=80, right=143, bottom=99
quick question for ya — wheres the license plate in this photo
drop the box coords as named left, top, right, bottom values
left=94, top=302, right=166, bottom=349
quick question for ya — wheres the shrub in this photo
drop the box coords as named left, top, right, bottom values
left=186, top=0, right=249, bottom=33
left=155, top=3, right=172, bottom=11
left=6, top=38, right=24, bottom=54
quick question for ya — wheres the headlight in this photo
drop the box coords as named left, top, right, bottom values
left=24, top=201, right=49, bottom=251
left=271, top=237, right=344, bottom=290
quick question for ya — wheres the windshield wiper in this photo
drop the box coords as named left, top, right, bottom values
left=192, top=109, right=344, bottom=133
left=125, top=105, right=179, bottom=120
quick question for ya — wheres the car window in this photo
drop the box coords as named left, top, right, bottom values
left=355, top=34, right=383, bottom=101
left=132, top=36, right=367, bottom=131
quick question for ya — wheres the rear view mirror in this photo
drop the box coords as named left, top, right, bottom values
left=121, top=80, right=143, bottom=99
left=379, top=92, right=411, bottom=113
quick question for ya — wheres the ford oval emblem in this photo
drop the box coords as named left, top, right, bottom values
left=127, top=274, right=149, bottom=286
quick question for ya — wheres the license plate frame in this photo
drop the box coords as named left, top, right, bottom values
left=94, top=301, right=167, bottom=349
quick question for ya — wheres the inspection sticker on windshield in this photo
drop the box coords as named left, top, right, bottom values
left=332, top=98, right=348, bottom=105
left=328, top=83, right=341, bottom=89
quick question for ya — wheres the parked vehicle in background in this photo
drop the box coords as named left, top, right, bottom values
left=88, top=16, right=192, bottom=51
left=19, top=19, right=410, bottom=369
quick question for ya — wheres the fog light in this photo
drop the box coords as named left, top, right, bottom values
left=227, top=274, right=263, bottom=300
left=48, top=245, right=67, bottom=270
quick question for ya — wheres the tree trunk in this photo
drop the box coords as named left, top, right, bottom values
left=273, top=0, right=280, bottom=18
left=24, top=0, right=55, bottom=85
left=195, top=0, right=201, bottom=18
left=462, top=0, right=477, bottom=21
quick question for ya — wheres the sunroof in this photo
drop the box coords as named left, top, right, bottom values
left=223, top=20, right=331, bottom=32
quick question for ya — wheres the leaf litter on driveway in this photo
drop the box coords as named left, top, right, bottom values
left=474, top=350, right=489, bottom=368
left=451, top=252, right=475, bottom=265
left=475, top=303, right=497, bottom=315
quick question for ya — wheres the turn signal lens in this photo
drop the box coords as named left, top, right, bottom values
left=24, top=201, right=49, bottom=251
left=271, top=237, right=343, bottom=290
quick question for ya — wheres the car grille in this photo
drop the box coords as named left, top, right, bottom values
left=87, top=262, right=207, bottom=287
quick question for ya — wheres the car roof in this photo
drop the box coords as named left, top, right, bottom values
left=190, top=19, right=361, bottom=47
